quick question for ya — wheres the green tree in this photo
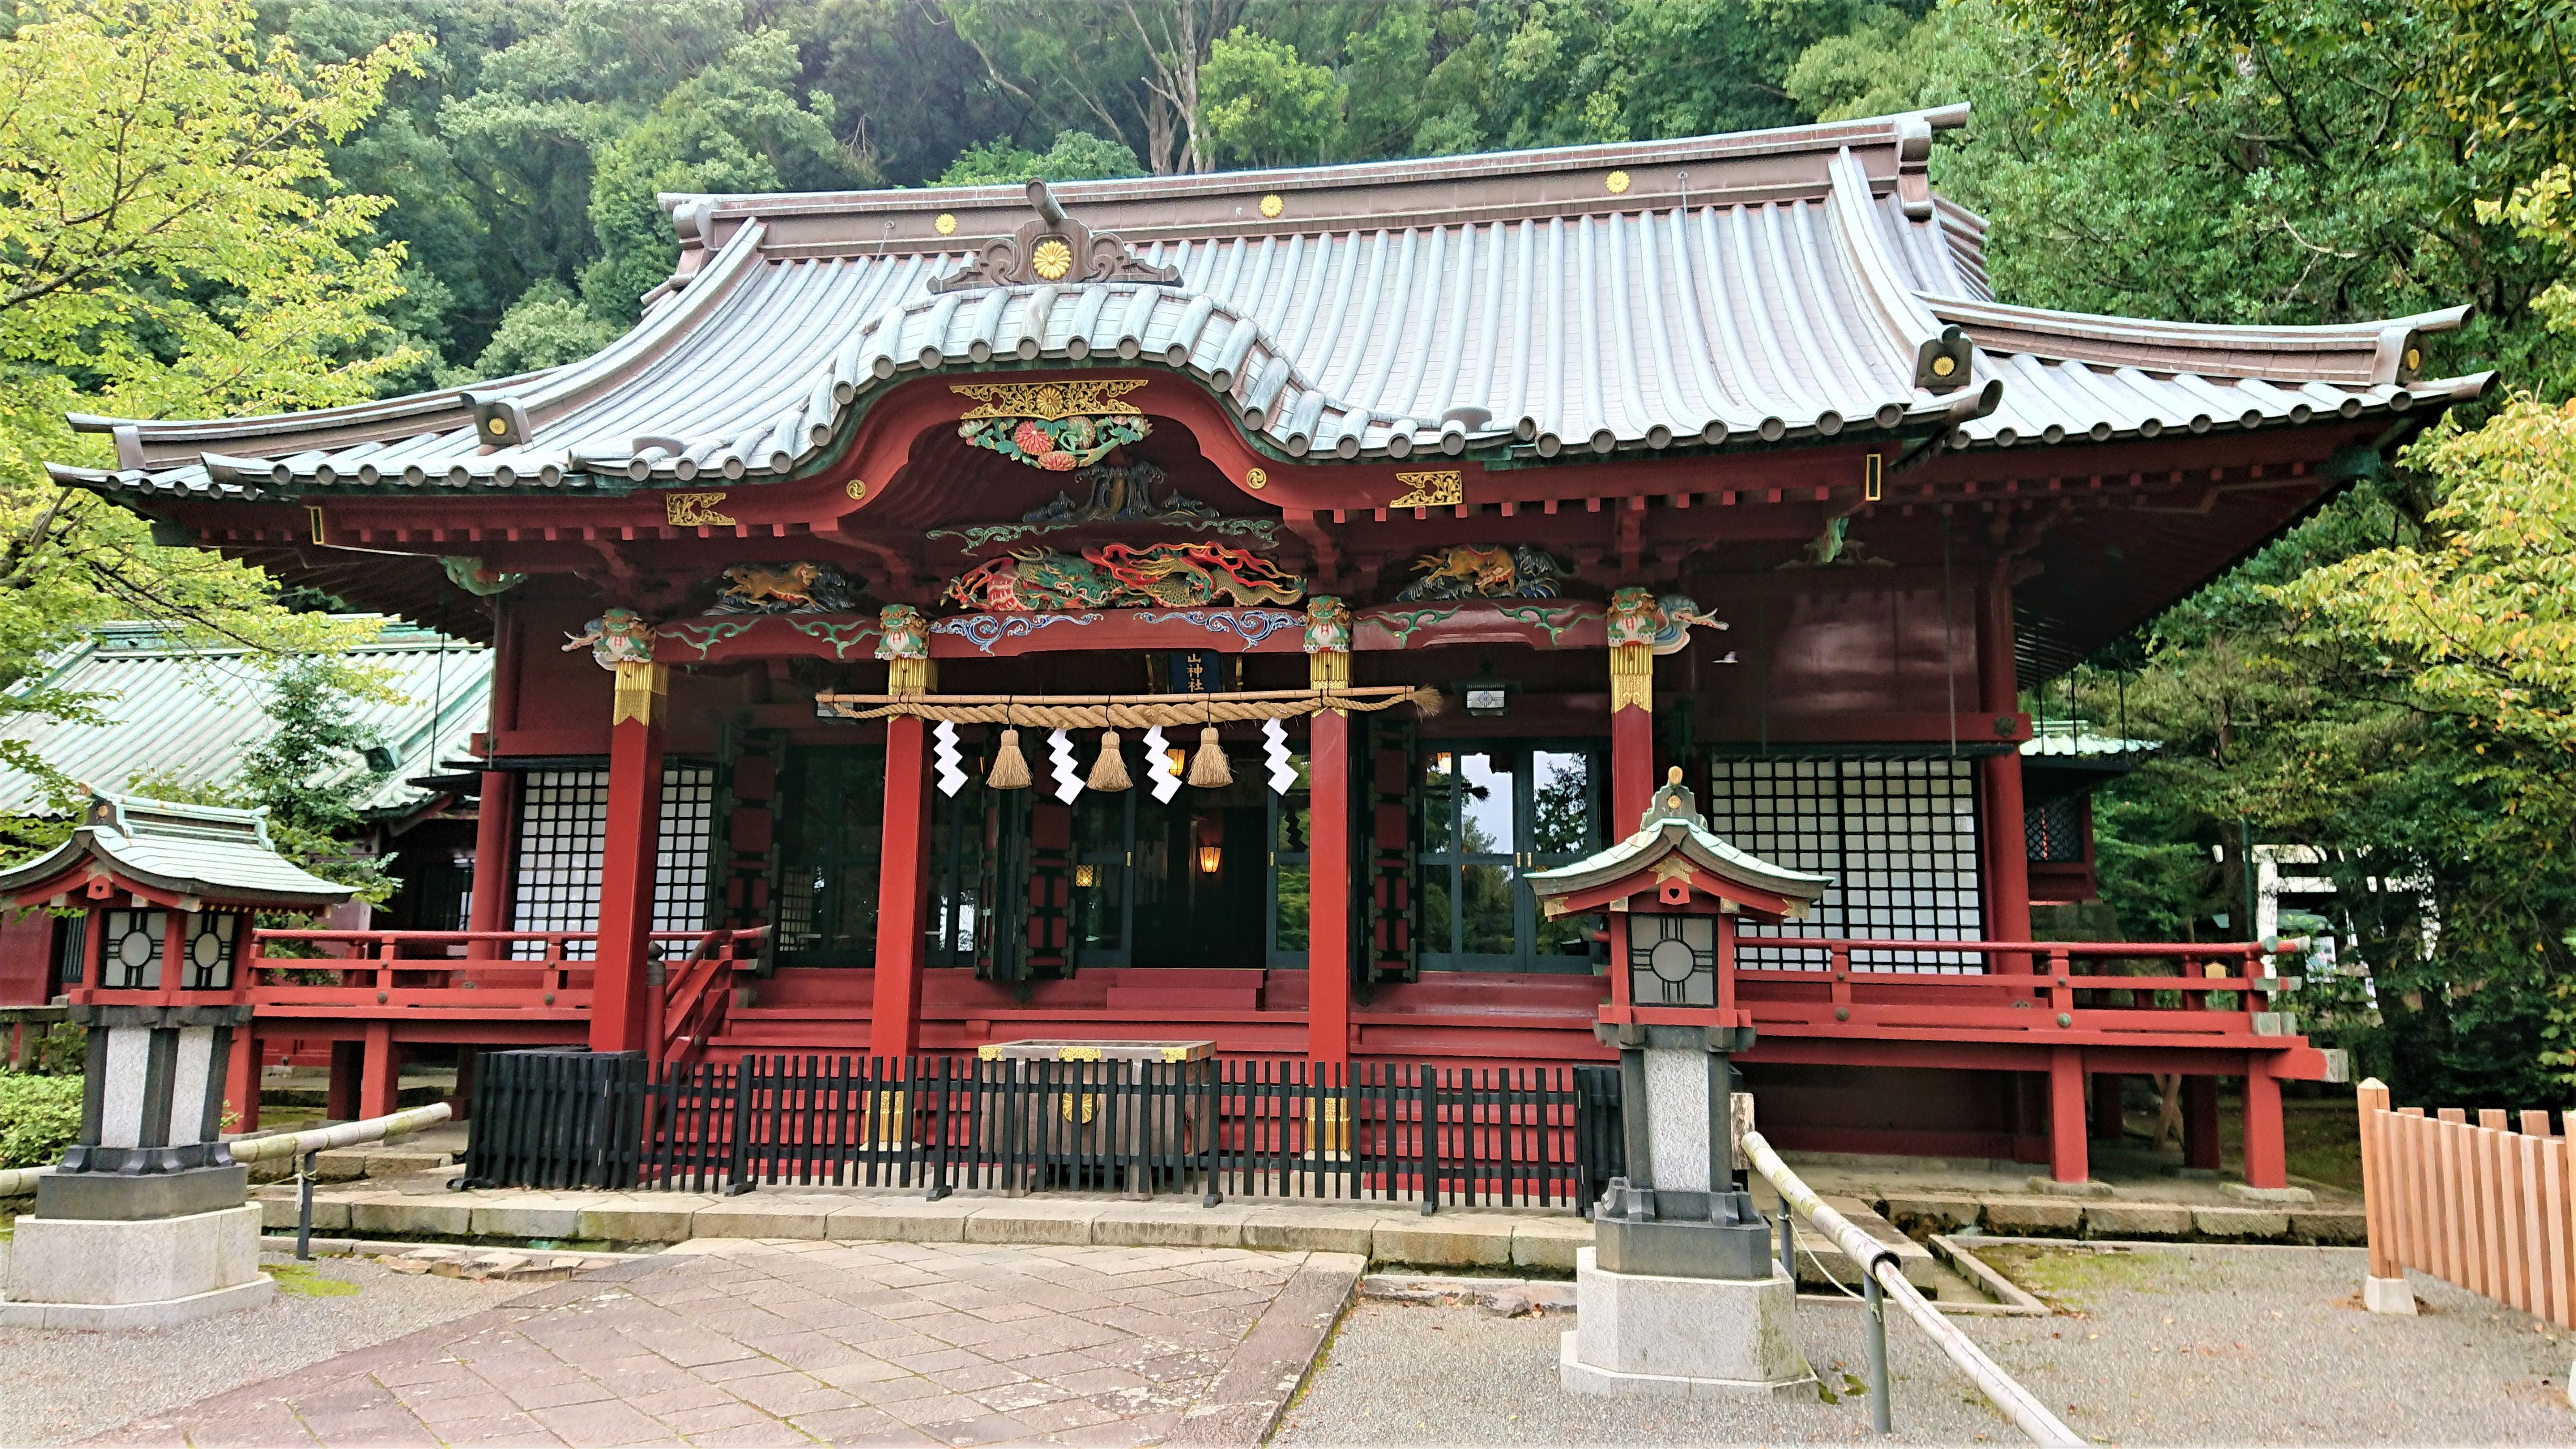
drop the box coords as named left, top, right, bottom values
left=0, top=0, right=424, bottom=813
left=934, top=129, right=1144, bottom=186
left=1199, top=27, right=1345, bottom=168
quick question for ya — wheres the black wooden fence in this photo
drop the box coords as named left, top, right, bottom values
left=466, top=1049, right=1623, bottom=1212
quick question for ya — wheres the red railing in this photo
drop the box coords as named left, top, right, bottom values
left=650, top=926, right=767, bottom=1070
left=73, top=928, right=768, bottom=1065
left=80, top=929, right=2297, bottom=1055
left=1729, top=938, right=2298, bottom=1044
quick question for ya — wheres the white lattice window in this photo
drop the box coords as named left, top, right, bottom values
left=510, top=766, right=717, bottom=957
left=1707, top=758, right=1984, bottom=972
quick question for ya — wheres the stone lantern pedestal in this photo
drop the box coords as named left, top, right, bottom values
left=2, top=1004, right=273, bottom=1329
left=1558, top=1023, right=1812, bottom=1398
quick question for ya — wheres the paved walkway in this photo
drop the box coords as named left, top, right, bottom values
left=94, top=1241, right=1361, bottom=1448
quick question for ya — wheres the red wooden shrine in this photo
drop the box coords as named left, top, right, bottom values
left=41, top=107, right=2487, bottom=1187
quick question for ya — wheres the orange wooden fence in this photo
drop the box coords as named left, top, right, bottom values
left=2356, top=1078, right=2576, bottom=1326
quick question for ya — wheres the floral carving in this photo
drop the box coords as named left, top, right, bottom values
left=954, top=380, right=1153, bottom=471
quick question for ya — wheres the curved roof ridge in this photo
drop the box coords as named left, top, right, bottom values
left=661, top=106, right=1976, bottom=222
left=1925, top=294, right=2471, bottom=386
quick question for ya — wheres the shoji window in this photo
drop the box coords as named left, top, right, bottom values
left=1705, top=757, right=1984, bottom=972
left=509, top=766, right=717, bottom=956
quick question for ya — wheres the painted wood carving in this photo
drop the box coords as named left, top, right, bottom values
left=1394, top=544, right=1572, bottom=600
left=944, top=542, right=1304, bottom=612
left=953, top=379, right=1151, bottom=472
left=708, top=561, right=863, bottom=615
left=564, top=607, right=656, bottom=667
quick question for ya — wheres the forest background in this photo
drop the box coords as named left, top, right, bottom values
left=3, top=0, right=2575, bottom=1106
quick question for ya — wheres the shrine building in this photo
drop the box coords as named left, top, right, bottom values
left=39, top=106, right=2485, bottom=1187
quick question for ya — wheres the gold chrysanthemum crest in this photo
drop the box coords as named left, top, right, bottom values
left=953, top=380, right=1148, bottom=421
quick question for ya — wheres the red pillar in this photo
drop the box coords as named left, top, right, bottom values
left=589, top=662, right=666, bottom=1055
left=2090, top=1072, right=2125, bottom=1142
left=869, top=716, right=933, bottom=1062
left=223, top=1023, right=259, bottom=1134
left=327, top=1039, right=362, bottom=1120
left=358, top=1020, right=400, bottom=1119
left=2240, top=1068, right=2287, bottom=1188
left=1307, top=708, right=1351, bottom=1065
left=1610, top=645, right=1654, bottom=830
left=467, top=598, right=521, bottom=956
left=1977, top=564, right=2032, bottom=962
left=2047, top=1046, right=2088, bottom=1183
left=2182, top=1075, right=2223, bottom=1170
left=465, top=771, right=517, bottom=945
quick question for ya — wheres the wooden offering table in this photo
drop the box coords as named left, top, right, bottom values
left=975, top=1039, right=1217, bottom=1196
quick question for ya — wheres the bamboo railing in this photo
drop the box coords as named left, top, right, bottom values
left=2356, top=1078, right=2575, bottom=1324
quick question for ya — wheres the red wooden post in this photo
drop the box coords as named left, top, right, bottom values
left=1610, top=642, right=1654, bottom=831
left=2091, top=1072, right=2125, bottom=1143
left=1307, top=706, right=1351, bottom=1065
left=589, top=661, right=666, bottom=1055
left=1976, top=564, right=2032, bottom=962
left=327, top=1039, right=361, bottom=1120
left=2242, top=1066, right=2288, bottom=1189
left=465, top=770, right=517, bottom=957
left=2048, top=1045, right=2089, bottom=1183
left=358, top=1020, right=400, bottom=1119
left=2183, top=1075, right=2223, bottom=1170
left=223, top=1021, right=260, bottom=1134
left=869, top=714, right=932, bottom=1061
left=466, top=600, right=520, bottom=961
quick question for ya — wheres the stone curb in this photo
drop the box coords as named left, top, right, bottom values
left=1167, top=1251, right=1365, bottom=1448
left=1875, top=1191, right=2363, bottom=1246
left=254, top=1185, right=1592, bottom=1269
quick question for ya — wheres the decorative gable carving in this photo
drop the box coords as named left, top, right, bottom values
left=930, top=181, right=1182, bottom=293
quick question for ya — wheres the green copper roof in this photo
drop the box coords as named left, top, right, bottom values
left=0, top=791, right=355, bottom=909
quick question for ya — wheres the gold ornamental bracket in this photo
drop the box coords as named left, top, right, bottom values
left=1609, top=641, right=1653, bottom=713
left=816, top=684, right=1439, bottom=730
left=953, top=379, right=1148, bottom=421
left=611, top=661, right=669, bottom=726
left=1388, top=469, right=1464, bottom=509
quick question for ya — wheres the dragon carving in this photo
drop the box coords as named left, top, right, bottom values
left=944, top=542, right=1304, bottom=613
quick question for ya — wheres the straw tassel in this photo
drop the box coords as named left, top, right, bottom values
left=986, top=727, right=1031, bottom=789
left=1087, top=730, right=1132, bottom=792
left=1188, top=724, right=1233, bottom=788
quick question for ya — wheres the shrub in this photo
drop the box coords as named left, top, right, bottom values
left=0, top=1072, right=84, bottom=1170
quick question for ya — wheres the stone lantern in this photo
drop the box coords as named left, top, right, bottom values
left=1529, top=767, right=1832, bottom=1397
left=0, top=792, right=354, bottom=1328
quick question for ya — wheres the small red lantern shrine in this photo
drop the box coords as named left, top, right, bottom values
left=1534, top=766, right=1833, bottom=1396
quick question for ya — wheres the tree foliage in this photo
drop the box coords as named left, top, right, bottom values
left=0, top=0, right=422, bottom=805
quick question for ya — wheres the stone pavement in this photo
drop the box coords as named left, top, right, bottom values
left=93, top=1240, right=1363, bottom=1448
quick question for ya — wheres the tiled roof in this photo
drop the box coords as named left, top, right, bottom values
left=0, top=621, right=489, bottom=819
left=0, top=791, right=354, bottom=906
left=48, top=106, right=2487, bottom=503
